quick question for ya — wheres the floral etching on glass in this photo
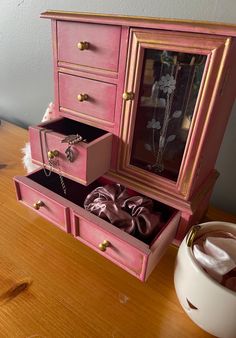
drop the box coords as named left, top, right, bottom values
left=130, top=49, right=206, bottom=181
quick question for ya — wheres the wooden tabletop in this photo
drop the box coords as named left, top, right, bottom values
left=0, top=120, right=236, bottom=338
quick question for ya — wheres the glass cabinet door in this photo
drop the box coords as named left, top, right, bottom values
left=119, top=29, right=227, bottom=196
left=130, top=49, right=206, bottom=181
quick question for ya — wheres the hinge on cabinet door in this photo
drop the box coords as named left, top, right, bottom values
left=219, top=68, right=230, bottom=96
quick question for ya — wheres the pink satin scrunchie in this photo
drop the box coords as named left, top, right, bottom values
left=84, top=184, right=162, bottom=240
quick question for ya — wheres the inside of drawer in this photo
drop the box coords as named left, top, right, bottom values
left=42, top=117, right=107, bottom=143
left=28, top=169, right=177, bottom=245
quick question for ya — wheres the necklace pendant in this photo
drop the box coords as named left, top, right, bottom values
left=65, top=146, right=74, bottom=162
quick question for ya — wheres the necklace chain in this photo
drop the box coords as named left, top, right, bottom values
left=39, top=128, right=67, bottom=195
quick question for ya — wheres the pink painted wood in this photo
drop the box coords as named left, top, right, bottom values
left=14, top=176, right=71, bottom=233
left=58, top=67, right=119, bottom=83
left=178, top=38, right=231, bottom=199
left=41, top=11, right=236, bottom=38
left=57, top=21, right=121, bottom=72
left=106, top=169, right=218, bottom=242
left=51, top=20, right=60, bottom=121
left=188, top=38, right=236, bottom=196
left=174, top=172, right=218, bottom=242
left=29, top=117, right=113, bottom=185
left=14, top=11, right=236, bottom=280
left=50, top=20, right=129, bottom=146
left=73, top=212, right=146, bottom=278
left=145, top=211, right=180, bottom=280
left=14, top=170, right=180, bottom=281
left=118, top=29, right=229, bottom=201
left=51, top=20, right=129, bottom=138
left=110, top=26, right=130, bottom=169
left=59, top=73, right=117, bottom=123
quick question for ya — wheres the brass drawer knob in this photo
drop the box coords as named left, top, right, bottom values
left=122, top=91, right=134, bottom=101
left=77, top=41, right=89, bottom=51
left=98, top=240, right=110, bottom=252
left=77, top=93, right=88, bottom=102
left=33, top=200, right=44, bottom=210
left=47, top=150, right=59, bottom=160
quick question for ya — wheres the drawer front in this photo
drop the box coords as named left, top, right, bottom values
left=29, top=118, right=113, bottom=185
left=59, top=73, right=116, bottom=123
left=14, top=177, right=70, bottom=232
left=30, top=128, right=87, bottom=183
left=57, top=21, right=121, bottom=72
left=73, top=213, right=145, bottom=277
left=14, top=169, right=179, bottom=281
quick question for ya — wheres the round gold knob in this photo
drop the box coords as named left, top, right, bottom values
left=98, top=240, right=110, bottom=252
left=122, top=91, right=134, bottom=101
left=77, top=41, right=89, bottom=51
left=33, top=200, right=44, bottom=210
left=77, top=93, right=88, bottom=102
left=47, top=150, right=59, bottom=160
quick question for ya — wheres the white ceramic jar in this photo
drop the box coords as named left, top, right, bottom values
left=174, top=222, right=236, bottom=338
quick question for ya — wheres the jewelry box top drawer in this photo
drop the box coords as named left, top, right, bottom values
left=29, top=117, right=112, bottom=186
left=57, top=21, right=121, bottom=72
left=59, top=73, right=116, bottom=124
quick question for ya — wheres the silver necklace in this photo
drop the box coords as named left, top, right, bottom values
left=39, top=128, right=67, bottom=195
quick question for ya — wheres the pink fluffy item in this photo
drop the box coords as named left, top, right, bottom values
left=22, top=102, right=55, bottom=173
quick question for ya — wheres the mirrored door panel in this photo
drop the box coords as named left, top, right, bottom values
left=130, top=49, right=206, bottom=181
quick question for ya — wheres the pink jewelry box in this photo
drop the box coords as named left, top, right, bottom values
left=14, top=11, right=236, bottom=281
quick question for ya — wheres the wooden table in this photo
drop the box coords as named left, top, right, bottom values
left=0, top=120, right=236, bottom=338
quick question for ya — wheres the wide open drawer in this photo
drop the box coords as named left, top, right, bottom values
left=29, top=117, right=112, bottom=186
left=14, top=170, right=180, bottom=281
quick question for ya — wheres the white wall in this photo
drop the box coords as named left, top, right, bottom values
left=0, top=0, right=236, bottom=213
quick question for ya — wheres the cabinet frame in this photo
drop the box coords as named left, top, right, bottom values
left=118, top=29, right=231, bottom=200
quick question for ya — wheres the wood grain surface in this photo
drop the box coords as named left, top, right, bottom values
left=0, top=120, right=234, bottom=337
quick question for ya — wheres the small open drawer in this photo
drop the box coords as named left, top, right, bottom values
left=29, top=117, right=112, bottom=186
left=14, top=170, right=180, bottom=281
